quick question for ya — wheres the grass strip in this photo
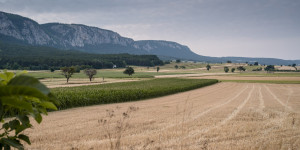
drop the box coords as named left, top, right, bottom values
left=51, top=78, right=218, bottom=110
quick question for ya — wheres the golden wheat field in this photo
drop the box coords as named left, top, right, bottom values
left=25, top=82, right=300, bottom=150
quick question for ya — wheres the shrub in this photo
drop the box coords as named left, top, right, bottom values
left=237, top=66, right=246, bottom=72
left=224, top=67, right=229, bottom=73
left=206, top=64, right=211, bottom=71
left=231, top=68, right=235, bottom=73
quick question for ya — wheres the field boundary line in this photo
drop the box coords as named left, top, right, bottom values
left=192, top=84, right=249, bottom=120
left=264, top=85, right=295, bottom=112
left=162, top=85, right=254, bottom=147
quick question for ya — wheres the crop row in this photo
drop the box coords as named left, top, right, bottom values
left=51, top=78, right=218, bottom=110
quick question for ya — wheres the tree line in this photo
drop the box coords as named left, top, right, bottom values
left=0, top=42, right=164, bottom=70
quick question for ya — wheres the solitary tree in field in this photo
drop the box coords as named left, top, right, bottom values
left=254, top=62, right=259, bottom=66
left=175, top=65, right=179, bottom=69
left=237, top=66, right=246, bottom=72
left=157, top=67, right=160, bottom=72
left=176, top=59, right=181, bottom=63
left=61, top=66, right=76, bottom=83
left=231, top=68, right=236, bottom=73
left=224, top=67, right=229, bottom=73
left=123, top=67, right=135, bottom=76
left=227, top=60, right=232, bottom=63
left=84, top=69, right=97, bottom=82
left=206, top=64, right=211, bottom=71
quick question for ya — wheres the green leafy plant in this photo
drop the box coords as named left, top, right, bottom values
left=0, top=70, right=58, bottom=149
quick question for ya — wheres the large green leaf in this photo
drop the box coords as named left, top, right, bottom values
left=1, top=138, right=23, bottom=150
left=1, top=97, right=33, bottom=112
left=18, top=134, right=30, bottom=145
left=0, top=86, right=48, bottom=100
left=40, top=102, right=57, bottom=110
left=0, top=71, right=14, bottom=85
left=8, top=75, right=50, bottom=95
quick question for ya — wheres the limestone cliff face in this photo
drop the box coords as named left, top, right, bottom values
left=0, top=11, right=204, bottom=60
left=0, top=12, right=52, bottom=45
left=41, top=23, right=135, bottom=49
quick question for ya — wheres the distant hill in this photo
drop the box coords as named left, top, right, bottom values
left=0, top=11, right=299, bottom=65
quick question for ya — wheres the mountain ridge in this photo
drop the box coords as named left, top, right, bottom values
left=0, top=11, right=299, bottom=65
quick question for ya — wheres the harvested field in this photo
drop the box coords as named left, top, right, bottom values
left=189, top=75, right=300, bottom=81
left=25, top=82, right=300, bottom=149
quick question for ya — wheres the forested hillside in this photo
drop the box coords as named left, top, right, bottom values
left=0, top=42, right=164, bottom=70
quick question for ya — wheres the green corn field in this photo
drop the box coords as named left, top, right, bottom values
left=51, top=78, right=218, bottom=110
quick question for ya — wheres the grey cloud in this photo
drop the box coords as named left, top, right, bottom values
left=0, top=0, right=299, bottom=59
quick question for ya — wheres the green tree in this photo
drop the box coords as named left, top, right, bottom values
left=176, top=59, right=181, bottom=63
left=224, top=67, right=229, bottom=73
left=231, top=68, right=236, bottom=73
left=254, top=62, right=259, bottom=66
left=84, top=69, right=97, bottom=82
left=61, top=67, right=76, bottom=83
left=174, top=65, right=179, bottom=69
left=123, top=67, right=135, bottom=76
left=206, top=64, right=211, bottom=71
left=227, top=60, right=232, bottom=63
left=237, top=66, right=246, bottom=72
left=50, top=67, right=55, bottom=72
left=156, top=67, right=160, bottom=73
left=0, top=70, right=57, bottom=149
left=264, top=65, right=275, bottom=72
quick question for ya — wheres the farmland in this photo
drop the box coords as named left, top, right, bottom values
left=51, top=78, right=218, bottom=109
left=25, top=82, right=300, bottom=149
left=1, top=62, right=300, bottom=149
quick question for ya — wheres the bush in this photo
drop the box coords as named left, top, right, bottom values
left=231, top=68, right=235, bottom=73
left=224, top=67, right=229, bottom=73
left=237, top=66, right=246, bottom=72
left=252, top=67, right=262, bottom=71
left=206, top=64, right=211, bottom=71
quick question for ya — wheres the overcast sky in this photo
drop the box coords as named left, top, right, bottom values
left=1, top=0, right=299, bottom=60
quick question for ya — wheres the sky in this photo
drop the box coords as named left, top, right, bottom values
left=1, top=0, right=299, bottom=60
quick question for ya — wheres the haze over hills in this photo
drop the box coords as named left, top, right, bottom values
left=0, top=11, right=299, bottom=65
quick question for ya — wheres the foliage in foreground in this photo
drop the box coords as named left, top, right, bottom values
left=0, top=71, right=57, bottom=149
left=52, top=78, right=218, bottom=110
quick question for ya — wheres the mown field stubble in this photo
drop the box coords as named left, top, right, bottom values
left=25, top=82, right=300, bottom=149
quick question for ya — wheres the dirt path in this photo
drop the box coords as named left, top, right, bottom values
left=155, top=73, right=235, bottom=78
left=41, top=78, right=140, bottom=88
left=25, top=83, right=300, bottom=150
left=189, top=75, right=300, bottom=81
